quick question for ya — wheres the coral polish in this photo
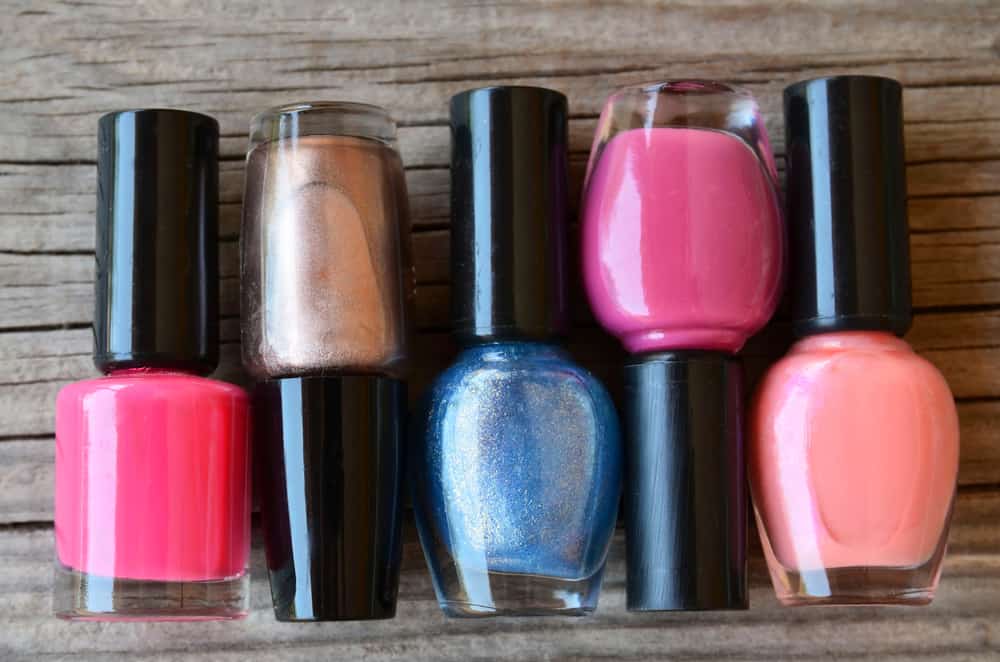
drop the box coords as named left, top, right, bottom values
left=749, top=76, right=960, bottom=606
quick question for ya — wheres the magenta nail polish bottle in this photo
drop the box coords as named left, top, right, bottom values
left=580, top=81, right=784, bottom=610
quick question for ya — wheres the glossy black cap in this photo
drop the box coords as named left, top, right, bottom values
left=623, top=352, right=747, bottom=611
left=94, top=109, right=220, bottom=374
left=449, top=86, right=570, bottom=341
left=254, top=375, right=405, bottom=621
left=784, top=75, right=912, bottom=337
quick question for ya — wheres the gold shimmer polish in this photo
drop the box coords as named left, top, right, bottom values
left=242, top=103, right=412, bottom=621
left=240, top=102, right=413, bottom=379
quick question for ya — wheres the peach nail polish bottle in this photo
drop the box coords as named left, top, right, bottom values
left=749, top=76, right=959, bottom=606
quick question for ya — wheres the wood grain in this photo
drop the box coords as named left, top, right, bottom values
left=1, top=0, right=998, bottom=659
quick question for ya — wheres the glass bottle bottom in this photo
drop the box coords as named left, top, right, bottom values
left=433, top=567, right=602, bottom=618
left=53, top=564, right=249, bottom=621
left=762, top=534, right=948, bottom=607
left=772, top=566, right=937, bottom=606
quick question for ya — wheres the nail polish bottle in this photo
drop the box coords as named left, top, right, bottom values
left=749, top=76, right=960, bottom=606
left=580, top=81, right=785, bottom=610
left=241, top=102, right=411, bottom=621
left=241, top=102, right=411, bottom=380
left=54, top=110, right=250, bottom=621
left=411, top=86, right=623, bottom=617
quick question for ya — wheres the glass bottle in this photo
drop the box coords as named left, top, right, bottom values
left=241, top=102, right=412, bottom=621
left=750, top=75, right=959, bottom=606
left=54, top=110, right=250, bottom=621
left=411, top=86, right=622, bottom=617
left=580, top=81, right=784, bottom=611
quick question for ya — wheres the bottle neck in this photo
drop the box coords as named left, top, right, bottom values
left=792, top=330, right=911, bottom=355
left=105, top=366, right=198, bottom=378
left=459, top=339, right=568, bottom=361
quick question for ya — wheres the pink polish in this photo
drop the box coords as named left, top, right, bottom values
left=53, top=110, right=251, bottom=621
left=582, top=125, right=782, bottom=354
left=749, top=76, right=959, bottom=606
left=55, top=371, right=250, bottom=583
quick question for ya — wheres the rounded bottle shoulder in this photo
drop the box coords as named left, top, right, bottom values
left=767, top=333, right=938, bottom=373
left=427, top=343, right=611, bottom=398
left=756, top=333, right=955, bottom=407
left=58, top=371, right=248, bottom=403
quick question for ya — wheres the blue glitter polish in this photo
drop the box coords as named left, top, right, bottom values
left=411, top=86, right=623, bottom=617
left=413, top=342, right=621, bottom=616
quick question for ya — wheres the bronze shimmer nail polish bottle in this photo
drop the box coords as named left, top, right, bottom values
left=240, top=102, right=413, bottom=621
left=241, top=102, right=412, bottom=378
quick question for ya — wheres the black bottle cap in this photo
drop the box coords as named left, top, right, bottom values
left=623, top=352, right=748, bottom=611
left=449, top=86, right=570, bottom=341
left=784, top=75, right=912, bottom=337
left=253, top=375, right=405, bottom=622
left=94, top=109, right=220, bottom=374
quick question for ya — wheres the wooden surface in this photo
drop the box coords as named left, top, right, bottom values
left=1, top=1, right=999, bottom=659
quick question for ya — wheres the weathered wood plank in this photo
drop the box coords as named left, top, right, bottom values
left=0, top=441, right=52, bottom=523
left=0, top=161, right=449, bottom=254
left=5, top=393, right=998, bottom=525
left=0, top=308, right=996, bottom=399
left=1, top=274, right=999, bottom=389
left=5, top=202, right=1000, bottom=336
left=0, top=94, right=996, bottom=165
left=1, top=310, right=998, bottom=526
left=2, top=149, right=997, bottom=252
left=1, top=2, right=996, bottom=163
left=0, top=490, right=997, bottom=661
left=909, top=195, right=1000, bottom=233
left=4, top=306, right=997, bottom=398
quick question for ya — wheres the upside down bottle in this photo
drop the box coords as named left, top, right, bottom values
left=580, top=81, right=785, bottom=611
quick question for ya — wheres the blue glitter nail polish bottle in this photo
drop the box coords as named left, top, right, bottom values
left=411, top=86, right=622, bottom=617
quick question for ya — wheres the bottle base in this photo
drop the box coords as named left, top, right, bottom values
left=53, top=564, right=249, bottom=621
left=756, top=499, right=951, bottom=607
left=770, top=566, right=940, bottom=607
left=433, top=568, right=601, bottom=618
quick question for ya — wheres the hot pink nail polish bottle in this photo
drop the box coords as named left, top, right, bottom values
left=53, top=110, right=251, bottom=621
left=581, top=81, right=785, bottom=610
left=749, top=76, right=959, bottom=606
